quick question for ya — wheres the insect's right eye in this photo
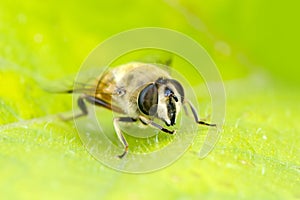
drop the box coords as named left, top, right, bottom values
left=169, top=79, right=185, bottom=103
left=138, top=83, right=158, bottom=116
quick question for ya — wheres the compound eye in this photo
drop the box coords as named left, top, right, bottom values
left=169, top=79, right=185, bottom=103
left=138, top=83, right=158, bottom=116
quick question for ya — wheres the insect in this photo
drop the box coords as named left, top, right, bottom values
left=64, top=62, right=216, bottom=158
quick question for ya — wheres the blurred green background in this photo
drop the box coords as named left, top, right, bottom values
left=0, top=0, right=299, bottom=199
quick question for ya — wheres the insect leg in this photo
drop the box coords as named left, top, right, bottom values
left=75, top=96, right=89, bottom=118
left=139, top=116, right=175, bottom=134
left=186, top=100, right=216, bottom=127
left=61, top=96, right=88, bottom=121
left=113, top=117, right=137, bottom=158
left=182, top=103, right=189, bottom=116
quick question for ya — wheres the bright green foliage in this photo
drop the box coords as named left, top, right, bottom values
left=0, top=1, right=299, bottom=200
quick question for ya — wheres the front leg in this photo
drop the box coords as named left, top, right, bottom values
left=139, top=116, right=175, bottom=134
left=185, top=100, right=216, bottom=127
left=115, top=116, right=174, bottom=158
left=113, top=117, right=137, bottom=158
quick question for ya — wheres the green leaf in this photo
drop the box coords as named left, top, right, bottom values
left=0, top=1, right=299, bottom=200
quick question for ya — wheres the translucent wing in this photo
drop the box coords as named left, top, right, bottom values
left=42, top=68, right=123, bottom=113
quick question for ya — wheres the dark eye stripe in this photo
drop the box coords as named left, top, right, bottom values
left=167, top=98, right=176, bottom=126
left=138, top=83, right=158, bottom=116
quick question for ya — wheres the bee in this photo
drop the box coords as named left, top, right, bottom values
left=65, top=62, right=216, bottom=158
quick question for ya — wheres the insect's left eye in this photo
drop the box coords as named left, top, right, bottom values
left=138, top=83, right=158, bottom=116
